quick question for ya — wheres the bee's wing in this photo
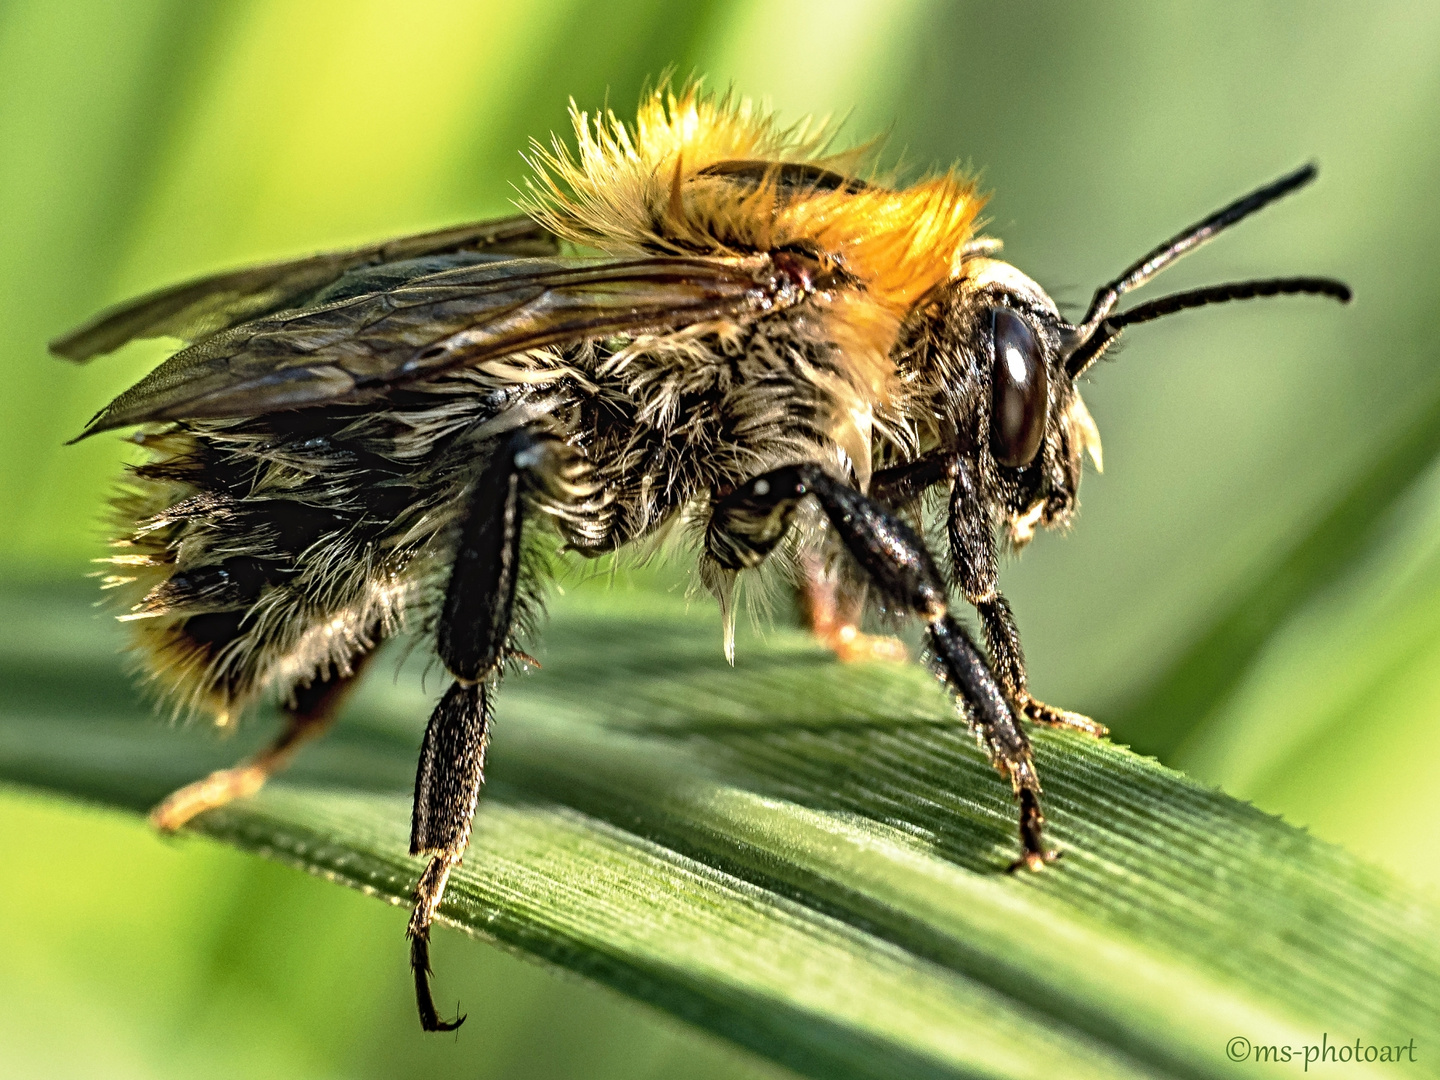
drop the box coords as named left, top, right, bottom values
left=77, top=253, right=791, bottom=439
left=50, top=215, right=558, bottom=362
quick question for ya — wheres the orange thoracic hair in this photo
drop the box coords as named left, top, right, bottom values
left=522, top=83, right=984, bottom=317
left=521, top=82, right=986, bottom=454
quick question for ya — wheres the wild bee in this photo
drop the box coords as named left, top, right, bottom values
left=53, top=82, right=1349, bottom=1031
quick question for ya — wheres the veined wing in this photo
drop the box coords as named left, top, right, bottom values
left=50, top=215, right=558, bottom=362
left=76, top=253, right=813, bottom=439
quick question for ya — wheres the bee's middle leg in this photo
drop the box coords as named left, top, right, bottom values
left=149, top=647, right=378, bottom=833
left=948, top=459, right=1106, bottom=739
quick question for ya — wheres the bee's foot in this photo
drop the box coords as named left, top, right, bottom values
left=410, top=929, right=466, bottom=1032
left=1005, top=786, right=1061, bottom=872
left=1006, top=847, right=1062, bottom=873
left=505, top=649, right=542, bottom=671
left=1019, top=696, right=1108, bottom=738
left=820, top=623, right=909, bottom=664
left=148, top=764, right=268, bottom=832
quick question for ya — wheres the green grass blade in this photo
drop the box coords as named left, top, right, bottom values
left=1, top=582, right=1435, bottom=1079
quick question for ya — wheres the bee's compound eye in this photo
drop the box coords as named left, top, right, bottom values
left=989, top=307, right=1049, bottom=467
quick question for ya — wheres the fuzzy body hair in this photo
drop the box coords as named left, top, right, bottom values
left=95, top=82, right=1097, bottom=725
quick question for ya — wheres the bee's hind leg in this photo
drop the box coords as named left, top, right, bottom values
left=408, top=681, right=490, bottom=1033
left=149, top=648, right=377, bottom=833
left=715, top=465, right=1058, bottom=870
left=407, top=426, right=589, bottom=1032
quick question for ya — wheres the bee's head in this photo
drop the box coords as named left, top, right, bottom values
left=906, top=163, right=1350, bottom=548
left=905, top=259, right=1092, bottom=546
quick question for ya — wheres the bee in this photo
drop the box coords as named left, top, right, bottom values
left=53, top=82, right=1350, bottom=1031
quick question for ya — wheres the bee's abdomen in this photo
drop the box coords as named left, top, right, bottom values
left=136, top=556, right=282, bottom=616
left=106, top=411, right=465, bottom=722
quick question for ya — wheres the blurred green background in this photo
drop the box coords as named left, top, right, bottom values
left=2, top=1, right=1438, bottom=1077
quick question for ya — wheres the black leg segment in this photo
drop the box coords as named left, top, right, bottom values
left=411, top=680, right=493, bottom=858
left=947, top=458, right=1026, bottom=698
left=439, top=430, right=541, bottom=682
left=868, top=449, right=955, bottom=509
left=714, top=464, right=1058, bottom=869
left=408, top=680, right=491, bottom=1032
left=407, top=425, right=589, bottom=1032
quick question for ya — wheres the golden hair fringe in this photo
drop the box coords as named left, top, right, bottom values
left=521, top=80, right=985, bottom=320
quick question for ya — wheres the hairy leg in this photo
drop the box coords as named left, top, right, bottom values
left=408, top=681, right=491, bottom=1032
left=407, top=427, right=590, bottom=1031
left=800, top=449, right=967, bottom=664
left=714, top=464, right=1057, bottom=869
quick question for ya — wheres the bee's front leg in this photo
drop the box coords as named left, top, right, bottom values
left=948, top=458, right=1107, bottom=739
left=714, top=465, right=1057, bottom=871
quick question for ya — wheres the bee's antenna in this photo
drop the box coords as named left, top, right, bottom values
left=1064, top=275, right=1350, bottom=377
left=1062, top=163, right=1352, bottom=378
left=1074, top=163, right=1320, bottom=337
left=1104, top=276, right=1351, bottom=328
